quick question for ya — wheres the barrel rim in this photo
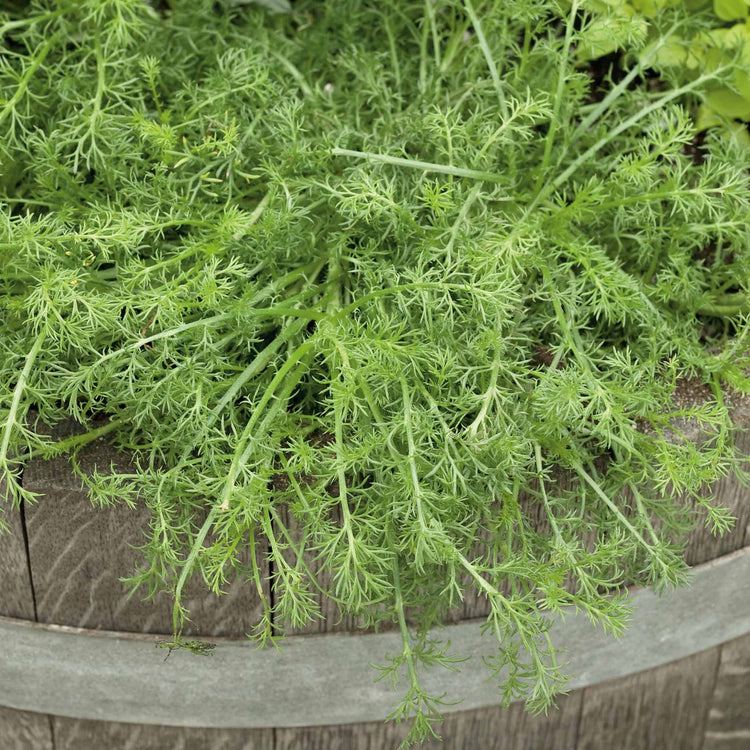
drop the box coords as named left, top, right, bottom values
left=1, top=545, right=748, bottom=727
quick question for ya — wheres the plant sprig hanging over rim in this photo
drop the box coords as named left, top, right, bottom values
left=0, top=0, right=748, bottom=746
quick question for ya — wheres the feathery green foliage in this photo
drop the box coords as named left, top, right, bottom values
left=578, top=0, right=750, bottom=139
left=1, top=0, right=749, bottom=744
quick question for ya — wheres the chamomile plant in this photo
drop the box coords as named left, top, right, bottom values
left=0, top=0, right=748, bottom=745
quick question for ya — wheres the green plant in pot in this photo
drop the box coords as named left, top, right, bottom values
left=0, top=0, right=748, bottom=745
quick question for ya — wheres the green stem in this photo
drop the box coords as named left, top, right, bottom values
left=539, top=265, right=591, bottom=375
left=534, top=444, right=561, bottom=542
left=97, top=261, right=325, bottom=365
left=456, top=549, right=510, bottom=607
left=24, top=417, right=126, bottom=462
left=463, top=0, right=508, bottom=119
left=0, top=34, right=58, bottom=129
left=629, top=483, right=661, bottom=547
left=697, top=293, right=750, bottom=317
left=531, top=64, right=734, bottom=211
left=0, top=10, right=64, bottom=38
left=171, top=504, right=219, bottom=634
left=399, top=376, right=429, bottom=536
left=383, top=14, right=402, bottom=92
left=424, top=0, right=442, bottom=82
left=419, top=0, right=430, bottom=93
left=267, top=48, right=313, bottom=98
left=209, top=317, right=309, bottom=423
left=394, top=567, right=421, bottom=689
left=515, top=21, right=532, bottom=84
left=331, top=148, right=508, bottom=185
left=337, top=280, right=496, bottom=319
left=535, top=0, right=579, bottom=194
left=266, top=504, right=349, bottom=607
left=247, top=523, right=272, bottom=629
left=571, top=22, right=681, bottom=142
left=172, top=342, right=314, bottom=632
left=573, top=462, right=654, bottom=555
left=444, top=185, right=481, bottom=264
left=0, top=329, right=46, bottom=474
left=218, top=339, right=316, bottom=510
left=466, top=318, right=504, bottom=439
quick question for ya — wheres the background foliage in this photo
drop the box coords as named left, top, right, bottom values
left=580, top=0, right=750, bottom=140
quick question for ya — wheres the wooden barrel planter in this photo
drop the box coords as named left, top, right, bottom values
left=2, top=392, right=750, bottom=750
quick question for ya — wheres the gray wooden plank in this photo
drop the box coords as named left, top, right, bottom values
left=274, top=719, right=412, bottom=750
left=703, top=632, right=750, bottom=750
left=0, top=706, right=53, bottom=750
left=276, top=388, right=750, bottom=638
left=275, top=504, right=370, bottom=635
left=276, top=691, right=582, bottom=750
left=684, top=392, right=750, bottom=565
left=275, top=498, right=515, bottom=637
left=576, top=647, right=721, bottom=750
left=429, top=691, right=582, bottom=750
left=0, top=478, right=36, bottom=620
left=23, top=418, right=269, bottom=636
left=51, top=717, right=273, bottom=750
left=2, top=548, right=747, bottom=727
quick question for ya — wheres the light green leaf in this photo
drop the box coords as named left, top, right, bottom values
left=724, top=119, right=750, bottom=144
left=641, top=35, right=696, bottom=68
left=713, top=0, right=748, bottom=21
left=705, top=23, right=750, bottom=57
left=697, top=104, right=750, bottom=140
left=734, top=69, right=750, bottom=100
left=704, top=87, right=750, bottom=119
left=696, top=103, right=723, bottom=130
left=692, top=23, right=750, bottom=71
left=631, top=0, right=681, bottom=17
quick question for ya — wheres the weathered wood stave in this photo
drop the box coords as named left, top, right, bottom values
left=1, top=396, right=748, bottom=750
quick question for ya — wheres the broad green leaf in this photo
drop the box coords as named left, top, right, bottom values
left=734, top=69, right=750, bottom=100
left=713, top=0, right=748, bottom=21
left=697, top=104, right=750, bottom=141
left=724, top=119, right=750, bottom=145
left=693, top=24, right=750, bottom=70
left=641, top=35, right=696, bottom=67
left=704, top=87, right=750, bottom=119
left=696, top=103, right=723, bottom=130
left=631, top=0, right=681, bottom=17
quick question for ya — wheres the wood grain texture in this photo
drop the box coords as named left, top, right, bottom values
left=576, top=646, right=721, bottom=750
left=275, top=692, right=582, bottom=750
left=51, top=717, right=273, bottom=750
left=684, top=393, right=750, bottom=565
left=0, top=479, right=36, bottom=620
left=275, top=504, right=370, bottom=635
left=275, top=505, right=502, bottom=637
left=273, top=718, right=412, bottom=750
left=0, top=706, right=53, bottom=750
left=5, top=399, right=746, bottom=749
left=430, top=692, right=582, bottom=750
left=15, top=386, right=749, bottom=638
left=22, top=418, right=270, bottom=636
left=703, top=633, right=750, bottom=750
